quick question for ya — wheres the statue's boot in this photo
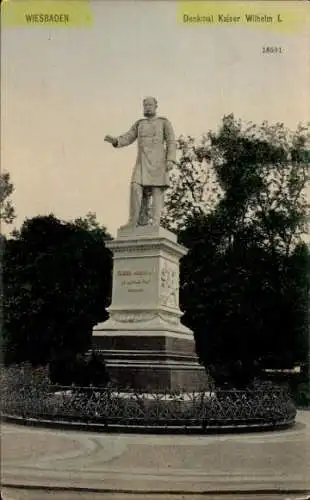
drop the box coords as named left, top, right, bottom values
left=139, top=188, right=152, bottom=225
left=126, top=182, right=143, bottom=227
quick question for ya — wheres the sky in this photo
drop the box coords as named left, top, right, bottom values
left=1, top=0, right=310, bottom=237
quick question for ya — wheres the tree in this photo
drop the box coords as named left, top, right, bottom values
left=164, top=116, right=310, bottom=387
left=162, top=135, right=223, bottom=230
left=179, top=216, right=310, bottom=387
left=209, top=116, right=309, bottom=257
left=72, top=211, right=109, bottom=234
left=0, top=172, right=16, bottom=226
left=0, top=172, right=16, bottom=353
left=2, top=214, right=112, bottom=367
left=0, top=172, right=16, bottom=361
left=164, top=116, right=310, bottom=253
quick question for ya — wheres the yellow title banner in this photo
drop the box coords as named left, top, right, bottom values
left=1, top=0, right=93, bottom=27
left=177, top=1, right=310, bottom=34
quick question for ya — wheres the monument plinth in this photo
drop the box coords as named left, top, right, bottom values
left=92, top=225, right=208, bottom=391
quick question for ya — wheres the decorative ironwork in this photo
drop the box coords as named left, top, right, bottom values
left=1, top=382, right=296, bottom=431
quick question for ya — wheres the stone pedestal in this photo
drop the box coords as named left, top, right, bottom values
left=92, top=225, right=208, bottom=392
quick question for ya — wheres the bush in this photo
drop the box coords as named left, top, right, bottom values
left=0, top=363, right=50, bottom=416
left=49, top=351, right=109, bottom=387
left=291, top=382, right=310, bottom=408
left=259, top=367, right=310, bottom=408
left=208, top=360, right=262, bottom=389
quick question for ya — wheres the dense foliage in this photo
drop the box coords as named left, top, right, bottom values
left=0, top=172, right=16, bottom=225
left=2, top=213, right=112, bottom=369
left=163, top=115, right=310, bottom=388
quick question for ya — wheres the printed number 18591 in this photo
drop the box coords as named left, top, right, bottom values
left=262, top=46, right=283, bottom=54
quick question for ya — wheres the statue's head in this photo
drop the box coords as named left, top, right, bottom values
left=143, top=96, right=157, bottom=118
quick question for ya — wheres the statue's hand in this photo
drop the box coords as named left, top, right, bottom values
left=105, top=135, right=118, bottom=146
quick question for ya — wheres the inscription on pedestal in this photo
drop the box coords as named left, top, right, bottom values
left=112, top=312, right=156, bottom=323
left=118, top=269, right=152, bottom=293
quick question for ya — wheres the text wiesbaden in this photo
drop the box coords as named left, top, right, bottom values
left=25, top=13, right=70, bottom=24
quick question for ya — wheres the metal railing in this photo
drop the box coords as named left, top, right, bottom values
left=1, top=383, right=296, bottom=430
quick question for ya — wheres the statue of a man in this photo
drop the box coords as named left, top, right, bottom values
left=105, top=97, right=176, bottom=227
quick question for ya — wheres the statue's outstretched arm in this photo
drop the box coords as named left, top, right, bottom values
left=115, top=121, right=139, bottom=148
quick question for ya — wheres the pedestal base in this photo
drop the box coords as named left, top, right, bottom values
left=105, top=364, right=208, bottom=392
left=92, top=330, right=209, bottom=391
left=92, top=224, right=209, bottom=392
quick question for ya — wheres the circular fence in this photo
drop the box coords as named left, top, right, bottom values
left=1, top=382, right=297, bottom=433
